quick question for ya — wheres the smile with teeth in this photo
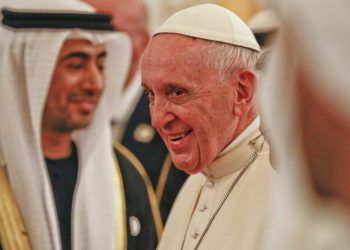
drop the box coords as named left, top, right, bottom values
left=169, top=129, right=193, bottom=141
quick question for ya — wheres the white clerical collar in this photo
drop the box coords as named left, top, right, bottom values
left=219, top=116, right=260, bottom=156
left=202, top=118, right=262, bottom=179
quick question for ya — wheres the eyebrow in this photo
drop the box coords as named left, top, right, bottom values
left=61, top=50, right=107, bottom=61
left=141, top=83, right=185, bottom=92
left=97, top=51, right=107, bottom=59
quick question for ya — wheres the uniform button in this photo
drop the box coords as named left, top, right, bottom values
left=133, top=123, right=155, bottom=143
left=198, top=204, right=208, bottom=212
left=129, top=216, right=141, bottom=237
left=206, top=180, right=215, bottom=188
left=191, top=231, right=199, bottom=239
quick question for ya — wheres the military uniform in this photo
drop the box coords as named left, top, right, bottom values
left=114, top=142, right=163, bottom=250
left=121, top=92, right=188, bottom=223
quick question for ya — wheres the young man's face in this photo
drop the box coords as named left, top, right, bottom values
left=42, top=39, right=106, bottom=133
left=142, top=34, right=240, bottom=174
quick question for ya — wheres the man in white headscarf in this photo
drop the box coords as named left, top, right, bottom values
left=141, top=4, right=277, bottom=250
left=0, top=0, right=131, bottom=249
left=259, top=0, right=350, bottom=249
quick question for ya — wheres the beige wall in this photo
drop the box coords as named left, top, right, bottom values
left=218, top=0, right=261, bottom=21
left=147, top=0, right=261, bottom=32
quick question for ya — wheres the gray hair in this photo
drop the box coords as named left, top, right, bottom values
left=201, top=40, right=260, bottom=81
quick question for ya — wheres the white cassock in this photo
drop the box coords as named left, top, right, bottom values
left=158, top=118, right=278, bottom=250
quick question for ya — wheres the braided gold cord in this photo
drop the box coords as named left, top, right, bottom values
left=0, top=167, right=31, bottom=250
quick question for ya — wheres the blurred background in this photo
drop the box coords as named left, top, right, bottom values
left=145, top=0, right=262, bottom=32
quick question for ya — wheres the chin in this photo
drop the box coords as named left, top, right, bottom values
left=68, top=118, right=93, bottom=130
left=173, top=159, right=203, bottom=175
left=73, top=113, right=94, bottom=126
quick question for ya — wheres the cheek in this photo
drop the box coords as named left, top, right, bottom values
left=186, top=110, right=215, bottom=152
left=51, top=73, right=75, bottom=94
left=193, top=104, right=233, bottom=155
left=191, top=104, right=222, bottom=134
left=51, top=88, right=77, bottom=114
left=49, top=69, right=84, bottom=110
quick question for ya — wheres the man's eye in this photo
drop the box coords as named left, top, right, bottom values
left=173, top=88, right=185, bottom=96
left=68, top=63, right=83, bottom=70
left=168, top=87, right=189, bottom=105
left=168, top=88, right=187, bottom=97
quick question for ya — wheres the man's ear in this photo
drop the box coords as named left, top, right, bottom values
left=233, top=70, right=257, bottom=117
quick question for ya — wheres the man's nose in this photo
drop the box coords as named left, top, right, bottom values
left=82, top=62, right=104, bottom=91
left=150, top=97, right=175, bottom=130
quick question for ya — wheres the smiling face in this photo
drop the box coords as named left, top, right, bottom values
left=142, top=34, right=246, bottom=174
left=42, top=39, right=106, bottom=133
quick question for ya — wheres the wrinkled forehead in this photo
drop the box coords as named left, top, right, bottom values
left=144, top=33, right=215, bottom=66
left=143, top=33, right=207, bottom=65
left=152, top=33, right=207, bottom=48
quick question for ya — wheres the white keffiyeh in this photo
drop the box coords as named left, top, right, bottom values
left=0, top=0, right=131, bottom=249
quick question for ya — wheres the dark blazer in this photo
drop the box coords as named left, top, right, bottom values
left=121, top=93, right=188, bottom=223
left=114, top=142, right=162, bottom=250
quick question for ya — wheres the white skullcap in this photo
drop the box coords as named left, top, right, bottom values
left=154, top=4, right=260, bottom=52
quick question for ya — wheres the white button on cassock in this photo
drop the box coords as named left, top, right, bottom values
left=205, top=180, right=215, bottom=188
left=199, top=204, right=208, bottom=212
left=191, top=231, right=199, bottom=239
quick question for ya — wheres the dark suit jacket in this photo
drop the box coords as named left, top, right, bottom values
left=121, top=93, right=188, bottom=223
left=114, top=142, right=162, bottom=250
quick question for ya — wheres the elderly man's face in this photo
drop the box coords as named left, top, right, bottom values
left=42, top=39, right=106, bottom=132
left=142, top=34, right=240, bottom=174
